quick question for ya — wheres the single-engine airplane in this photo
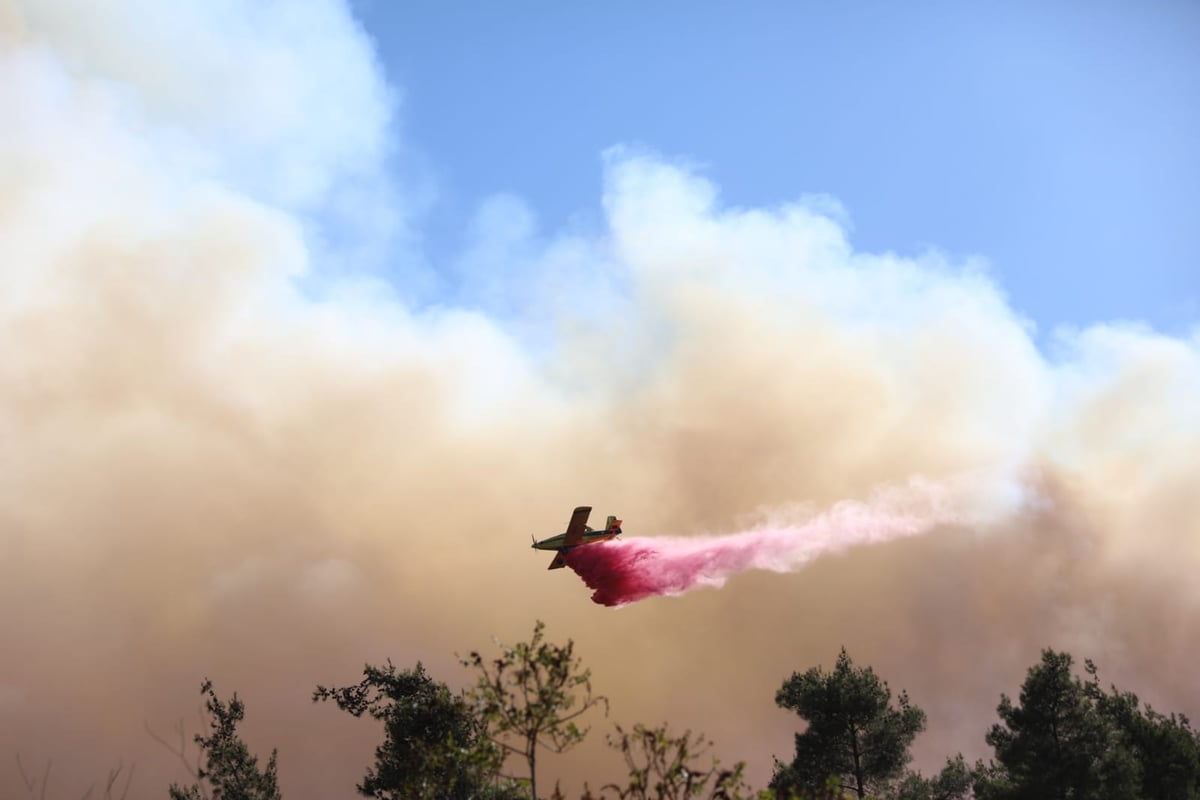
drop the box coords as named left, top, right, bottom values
left=532, top=505, right=622, bottom=570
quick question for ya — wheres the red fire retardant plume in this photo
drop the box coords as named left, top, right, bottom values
left=561, top=481, right=978, bottom=606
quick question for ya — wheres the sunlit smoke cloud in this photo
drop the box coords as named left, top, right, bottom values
left=1, top=0, right=1199, bottom=796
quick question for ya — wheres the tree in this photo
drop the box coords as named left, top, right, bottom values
left=14, top=755, right=136, bottom=800
left=594, top=722, right=754, bottom=800
left=892, top=755, right=972, bottom=800
left=462, top=620, right=608, bottom=800
left=313, top=660, right=518, bottom=800
left=973, top=649, right=1200, bottom=800
left=771, top=648, right=926, bottom=799
left=168, top=679, right=281, bottom=800
left=1084, top=660, right=1200, bottom=800
left=974, top=649, right=1136, bottom=800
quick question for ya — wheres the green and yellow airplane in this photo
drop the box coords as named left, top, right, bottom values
left=532, top=505, right=622, bottom=569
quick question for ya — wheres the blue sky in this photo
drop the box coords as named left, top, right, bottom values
left=351, top=0, right=1199, bottom=336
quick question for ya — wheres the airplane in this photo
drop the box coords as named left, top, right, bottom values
left=532, top=505, right=622, bottom=570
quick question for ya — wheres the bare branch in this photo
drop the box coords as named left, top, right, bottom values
left=15, top=756, right=51, bottom=800
left=16, top=753, right=136, bottom=800
left=15, top=753, right=35, bottom=793
left=100, top=760, right=135, bottom=800
left=144, top=719, right=200, bottom=780
left=16, top=756, right=53, bottom=800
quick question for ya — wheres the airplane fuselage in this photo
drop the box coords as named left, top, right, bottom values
left=532, top=528, right=620, bottom=551
left=535, top=507, right=622, bottom=569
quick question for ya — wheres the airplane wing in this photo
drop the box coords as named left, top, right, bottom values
left=563, top=505, right=591, bottom=547
left=548, top=552, right=568, bottom=570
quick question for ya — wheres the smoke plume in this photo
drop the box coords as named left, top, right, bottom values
left=2, top=1, right=1198, bottom=797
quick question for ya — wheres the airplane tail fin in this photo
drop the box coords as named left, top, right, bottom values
left=606, top=515, right=623, bottom=534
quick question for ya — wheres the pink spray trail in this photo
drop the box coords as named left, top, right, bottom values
left=563, top=478, right=1005, bottom=606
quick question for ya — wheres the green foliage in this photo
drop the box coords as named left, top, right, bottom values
left=772, top=648, right=926, bottom=799
left=313, top=660, right=514, bottom=800
left=974, top=648, right=1200, bottom=800
left=976, top=649, right=1135, bottom=800
left=892, top=755, right=972, bottom=800
left=151, top=633, right=1200, bottom=800
left=168, top=679, right=281, bottom=800
left=588, top=722, right=753, bottom=800
left=462, top=620, right=608, bottom=800
left=751, top=777, right=841, bottom=800
left=1085, top=659, right=1200, bottom=800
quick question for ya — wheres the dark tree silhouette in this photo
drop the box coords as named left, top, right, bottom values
left=596, top=722, right=754, bottom=800
left=975, top=649, right=1135, bottom=800
left=462, top=620, right=607, bottom=800
left=893, top=754, right=972, bottom=800
left=1085, top=659, right=1200, bottom=800
left=168, top=679, right=281, bottom=800
left=313, top=660, right=519, bottom=800
left=975, top=649, right=1200, bottom=800
left=771, top=648, right=925, bottom=799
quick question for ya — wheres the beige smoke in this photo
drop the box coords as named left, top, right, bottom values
left=2, top=1, right=1198, bottom=797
